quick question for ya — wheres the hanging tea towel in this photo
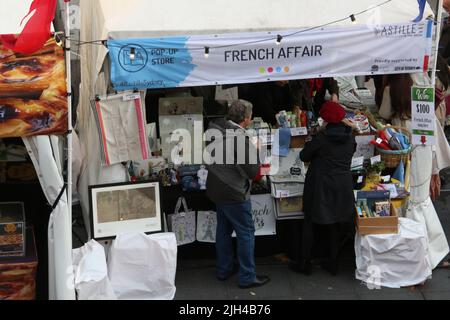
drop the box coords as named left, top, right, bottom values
left=92, top=92, right=150, bottom=166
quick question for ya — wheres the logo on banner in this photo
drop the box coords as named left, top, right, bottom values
left=374, top=24, right=424, bottom=38
left=118, top=44, right=148, bottom=72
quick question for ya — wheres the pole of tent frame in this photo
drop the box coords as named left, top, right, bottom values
left=64, top=0, right=73, bottom=247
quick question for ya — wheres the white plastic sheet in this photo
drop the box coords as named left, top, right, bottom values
left=355, top=218, right=432, bottom=289
left=72, top=240, right=117, bottom=300
left=108, top=233, right=177, bottom=300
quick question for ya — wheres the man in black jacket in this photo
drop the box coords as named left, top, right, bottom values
left=206, top=99, right=270, bottom=289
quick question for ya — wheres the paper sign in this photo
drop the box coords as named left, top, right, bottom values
left=411, top=86, right=436, bottom=146
left=123, top=93, right=141, bottom=101
left=276, top=190, right=290, bottom=198
left=291, top=127, right=308, bottom=136
left=357, top=176, right=364, bottom=183
left=232, top=194, right=276, bottom=237
left=354, top=135, right=375, bottom=160
left=182, top=114, right=195, bottom=121
left=370, top=155, right=381, bottom=165
left=351, top=156, right=364, bottom=169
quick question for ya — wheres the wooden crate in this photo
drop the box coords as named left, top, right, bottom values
left=355, top=203, right=398, bottom=235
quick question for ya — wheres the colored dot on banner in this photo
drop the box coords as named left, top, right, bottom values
left=284, top=66, right=290, bottom=72
left=268, top=67, right=274, bottom=73
left=259, top=67, right=265, bottom=73
left=276, top=67, right=282, bottom=73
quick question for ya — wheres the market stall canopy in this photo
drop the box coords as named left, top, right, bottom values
left=0, top=0, right=54, bottom=34
left=90, top=0, right=433, bottom=37
left=77, top=0, right=435, bottom=236
left=81, top=0, right=435, bottom=90
left=0, top=0, right=33, bottom=34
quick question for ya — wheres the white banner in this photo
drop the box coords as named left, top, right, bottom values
left=109, top=21, right=433, bottom=90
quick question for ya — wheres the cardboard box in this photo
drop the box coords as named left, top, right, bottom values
left=0, top=202, right=25, bottom=257
left=290, top=136, right=306, bottom=148
left=355, top=202, right=398, bottom=235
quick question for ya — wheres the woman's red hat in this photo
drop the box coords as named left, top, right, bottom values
left=319, top=101, right=346, bottom=124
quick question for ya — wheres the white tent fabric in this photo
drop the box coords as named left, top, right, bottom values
left=0, top=0, right=55, bottom=34
left=0, top=0, right=34, bottom=34
left=77, top=0, right=434, bottom=235
left=22, top=136, right=75, bottom=300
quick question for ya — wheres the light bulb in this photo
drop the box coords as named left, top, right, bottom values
left=276, top=34, right=283, bottom=45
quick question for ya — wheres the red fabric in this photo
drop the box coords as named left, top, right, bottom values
left=308, top=78, right=324, bottom=97
left=319, top=101, right=345, bottom=124
left=253, top=164, right=270, bottom=182
left=446, top=95, right=450, bottom=116
left=1, top=0, right=57, bottom=55
left=435, top=87, right=444, bottom=110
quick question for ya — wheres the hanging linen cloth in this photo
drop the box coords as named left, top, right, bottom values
left=388, top=74, right=450, bottom=269
left=91, top=92, right=150, bottom=166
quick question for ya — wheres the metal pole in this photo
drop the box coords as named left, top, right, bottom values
left=64, top=0, right=73, bottom=234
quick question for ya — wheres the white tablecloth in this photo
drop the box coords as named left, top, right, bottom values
left=355, top=217, right=432, bottom=288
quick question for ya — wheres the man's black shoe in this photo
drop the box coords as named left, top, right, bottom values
left=238, top=275, right=270, bottom=289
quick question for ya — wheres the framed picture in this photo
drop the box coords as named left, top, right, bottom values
left=88, top=180, right=163, bottom=240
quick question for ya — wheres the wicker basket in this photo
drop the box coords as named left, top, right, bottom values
left=375, top=126, right=412, bottom=168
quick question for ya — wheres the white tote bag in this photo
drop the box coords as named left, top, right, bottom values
left=108, top=232, right=177, bottom=300
left=72, top=240, right=117, bottom=300
left=167, top=197, right=196, bottom=246
left=196, top=211, right=217, bottom=243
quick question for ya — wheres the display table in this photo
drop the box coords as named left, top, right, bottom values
left=0, top=227, right=38, bottom=300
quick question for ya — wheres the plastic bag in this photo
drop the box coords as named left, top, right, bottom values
left=108, top=232, right=177, bottom=300
left=72, top=240, right=117, bottom=300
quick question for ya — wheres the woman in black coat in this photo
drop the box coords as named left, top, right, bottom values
left=294, top=101, right=356, bottom=275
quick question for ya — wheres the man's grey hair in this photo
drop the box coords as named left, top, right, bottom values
left=228, top=99, right=253, bottom=124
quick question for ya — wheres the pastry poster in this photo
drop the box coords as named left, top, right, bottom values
left=0, top=37, right=68, bottom=137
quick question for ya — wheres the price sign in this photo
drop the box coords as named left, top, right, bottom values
left=123, top=92, right=141, bottom=101
left=370, top=155, right=381, bottom=165
left=411, top=86, right=435, bottom=145
left=351, top=156, right=364, bottom=169
left=291, top=127, right=308, bottom=136
left=276, top=190, right=290, bottom=198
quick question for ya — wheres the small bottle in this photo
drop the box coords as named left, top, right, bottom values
left=291, top=114, right=297, bottom=128
left=300, top=111, right=307, bottom=127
